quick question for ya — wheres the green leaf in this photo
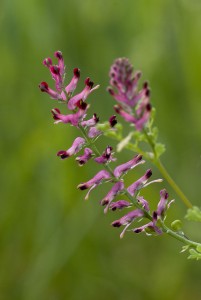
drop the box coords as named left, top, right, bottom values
left=185, top=206, right=201, bottom=222
left=188, top=248, right=201, bottom=260
left=155, top=142, right=166, bottom=158
left=171, top=220, right=182, bottom=231
left=196, top=245, right=201, bottom=253
left=117, top=132, right=133, bottom=152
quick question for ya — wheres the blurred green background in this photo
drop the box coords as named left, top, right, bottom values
left=1, top=0, right=201, bottom=299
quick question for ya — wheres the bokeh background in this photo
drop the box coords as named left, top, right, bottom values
left=1, top=0, right=201, bottom=299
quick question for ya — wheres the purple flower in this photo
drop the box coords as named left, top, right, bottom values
left=77, top=170, right=111, bottom=200
left=65, top=68, right=80, bottom=96
left=108, top=58, right=152, bottom=130
left=135, top=103, right=152, bottom=131
left=88, top=127, right=102, bottom=138
left=51, top=104, right=87, bottom=127
left=75, top=148, right=93, bottom=166
left=114, top=104, right=136, bottom=123
left=81, top=113, right=99, bottom=128
left=127, top=169, right=153, bottom=196
left=155, top=189, right=174, bottom=219
left=39, top=82, right=66, bottom=101
left=109, top=200, right=131, bottom=211
left=113, top=154, right=145, bottom=178
left=95, top=146, right=116, bottom=164
left=43, top=52, right=65, bottom=92
left=136, top=195, right=150, bottom=212
left=57, top=137, right=85, bottom=159
left=112, top=209, right=144, bottom=238
left=54, top=51, right=65, bottom=77
left=68, top=77, right=100, bottom=110
left=100, top=181, right=124, bottom=213
left=132, top=221, right=163, bottom=235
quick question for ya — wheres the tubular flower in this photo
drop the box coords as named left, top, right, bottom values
left=75, top=148, right=93, bottom=166
left=39, top=82, right=66, bottom=100
left=100, top=181, right=124, bottom=213
left=54, top=51, right=65, bottom=77
left=43, top=51, right=65, bottom=92
left=108, top=58, right=151, bottom=130
left=51, top=104, right=87, bottom=126
left=57, top=137, right=85, bottom=159
left=132, top=222, right=163, bottom=235
left=112, top=209, right=145, bottom=238
left=136, top=195, right=150, bottom=212
left=155, top=189, right=174, bottom=220
left=127, top=169, right=162, bottom=196
left=113, top=154, right=145, bottom=178
left=95, top=146, right=116, bottom=164
left=68, top=77, right=100, bottom=110
left=65, top=68, right=80, bottom=96
left=77, top=170, right=111, bottom=200
left=88, top=127, right=102, bottom=138
left=81, top=113, right=99, bottom=128
left=109, top=200, right=131, bottom=211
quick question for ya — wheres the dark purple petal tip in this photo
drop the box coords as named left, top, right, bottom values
left=77, top=184, right=88, bottom=190
left=39, top=81, right=48, bottom=91
left=145, top=169, right=152, bottom=178
left=57, top=150, right=69, bottom=159
left=109, top=115, right=117, bottom=127
left=111, top=221, right=121, bottom=227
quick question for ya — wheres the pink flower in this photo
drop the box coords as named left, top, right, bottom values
left=75, top=148, right=93, bottom=166
left=68, top=78, right=100, bottom=110
left=65, top=68, right=80, bottom=96
left=43, top=51, right=65, bottom=92
left=54, top=51, right=65, bottom=77
left=77, top=170, right=111, bottom=200
left=88, top=127, right=102, bottom=138
left=113, top=154, right=145, bottom=178
left=155, top=189, right=174, bottom=219
left=127, top=169, right=153, bottom=196
left=81, top=113, right=99, bottom=127
left=112, top=209, right=144, bottom=238
left=95, top=146, right=116, bottom=164
left=57, top=137, right=85, bottom=159
left=108, top=58, right=152, bottom=130
left=39, top=82, right=66, bottom=101
left=51, top=103, right=87, bottom=126
left=100, top=181, right=124, bottom=213
left=132, top=221, right=162, bottom=235
left=109, top=200, right=131, bottom=211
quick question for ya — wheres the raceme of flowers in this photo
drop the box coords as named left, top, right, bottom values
left=39, top=51, right=173, bottom=238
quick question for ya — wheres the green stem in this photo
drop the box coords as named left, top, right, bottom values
left=143, top=128, right=193, bottom=208
left=162, top=223, right=200, bottom=248
left=156, top=160, right=192, bottom=208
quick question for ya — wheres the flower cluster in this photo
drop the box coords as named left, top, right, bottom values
left=108, top=58, right=152, bottom=131
left=39, top=51, right=173, bottom=239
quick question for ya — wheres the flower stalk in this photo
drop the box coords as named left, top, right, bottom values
left=39, top=51, right=201, bottom=260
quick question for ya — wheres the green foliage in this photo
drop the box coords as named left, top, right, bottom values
left=188, top=248, right=201, bottom=261
left=185, top=206, right=201, bottom=222
left=171, top=220, right=182, bottom=231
